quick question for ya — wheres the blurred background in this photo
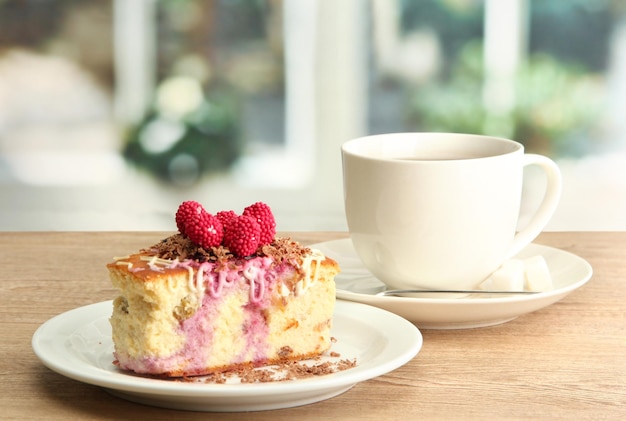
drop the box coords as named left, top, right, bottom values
left=1, top=0, right=625, bottom=231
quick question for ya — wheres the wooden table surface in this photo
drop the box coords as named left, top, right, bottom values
left=1, top=231, right=624, bottom=420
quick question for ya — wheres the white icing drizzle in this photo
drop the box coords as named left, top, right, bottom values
left=115, top=261, right=133, bottom=269
left=140, top=255, right=164, bottom=273
left=294, top=248, right=324, bottom=295
left=118, top=248, right=323, bottom=302
left=193, top=263, right=209, bottom=297
left=243, top=265, right=265, bottom=303
left=185, top=266, right=195, bottom=291
left=140, top=255, right=173, bottom=266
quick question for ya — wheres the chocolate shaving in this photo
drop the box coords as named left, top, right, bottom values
left=262, top=237, right=312, bottom=265
left=175, top=356, right=357, bottom=384
left=146, top=234, right=217, bottom=262
left=147, top=233, right=311, bottom=266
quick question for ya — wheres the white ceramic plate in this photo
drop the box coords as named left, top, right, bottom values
left=313, top=239, right=593, bottom=329
left=32, top=300, right=422, bottom=412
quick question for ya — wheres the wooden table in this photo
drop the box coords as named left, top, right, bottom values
left=1, top=231, right=624, bottom=420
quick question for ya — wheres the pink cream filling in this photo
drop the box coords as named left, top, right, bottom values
left=119, top=256, right=296, bottom=375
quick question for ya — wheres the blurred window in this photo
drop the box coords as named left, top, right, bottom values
left=1, top=0, right=624, bottom=194
left=369, top=0, right=621, bottom=158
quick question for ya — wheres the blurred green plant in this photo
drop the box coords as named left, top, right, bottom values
left=123, top=76, right=241, bottom=185
left=408, top=41, right=605, bottom=156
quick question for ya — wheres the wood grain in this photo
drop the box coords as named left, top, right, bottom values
left=1, top=231, right=624, bottom=420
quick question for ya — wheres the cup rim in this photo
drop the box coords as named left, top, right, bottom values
left=341, top=132, right=523, bottom=162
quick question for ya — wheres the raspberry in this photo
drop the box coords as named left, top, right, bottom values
left=242, top=202, right=276, bottom=245
left=185, top=211, right=224, bottom=249
left=222, top=215, right=261, bottom=256
left=175, top=200, right=205, bottom=235
left=216, top=210, right=238, bottom=228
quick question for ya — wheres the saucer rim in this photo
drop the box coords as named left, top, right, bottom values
left=312, top=239, right=592, bottom=303
left=311, top=238, right=593, bottom=329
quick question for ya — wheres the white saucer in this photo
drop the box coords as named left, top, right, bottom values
left=312, top=239, right=593, bottom=329
left=32, top=300, right=422, bottom=412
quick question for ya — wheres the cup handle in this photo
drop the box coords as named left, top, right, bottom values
left=506, top=153, right=562, bottom=259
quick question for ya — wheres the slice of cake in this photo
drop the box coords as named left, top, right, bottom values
left=107, top=201, right=339, bottom=377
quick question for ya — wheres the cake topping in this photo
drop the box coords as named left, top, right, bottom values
left=150, top=199, right=311, bottom=264
left=242, top=202, right=277, bottom=244
left=147, top=233, right=312, bottom=270
left=173, top=200, right=277, bottom=258
left=185, top=211, right=223, bottom=249
left=216, top=210, right=237, bottom=227
left=222, top=215, right=262, bottom=257
left=175, top=200, right=204, bottom=234
left=148, top=234, right=216, bottom=262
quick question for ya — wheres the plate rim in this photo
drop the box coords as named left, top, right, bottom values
left=32, top=299, right=422, bottom=401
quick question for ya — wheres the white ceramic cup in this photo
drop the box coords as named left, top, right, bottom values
left=341, top=132, right=562, bottom=291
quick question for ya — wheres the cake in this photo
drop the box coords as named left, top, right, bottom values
left=107, top=201, right=339, bottom=377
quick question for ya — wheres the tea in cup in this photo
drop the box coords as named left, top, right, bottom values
left=341, top=132, right=561, bottom=292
